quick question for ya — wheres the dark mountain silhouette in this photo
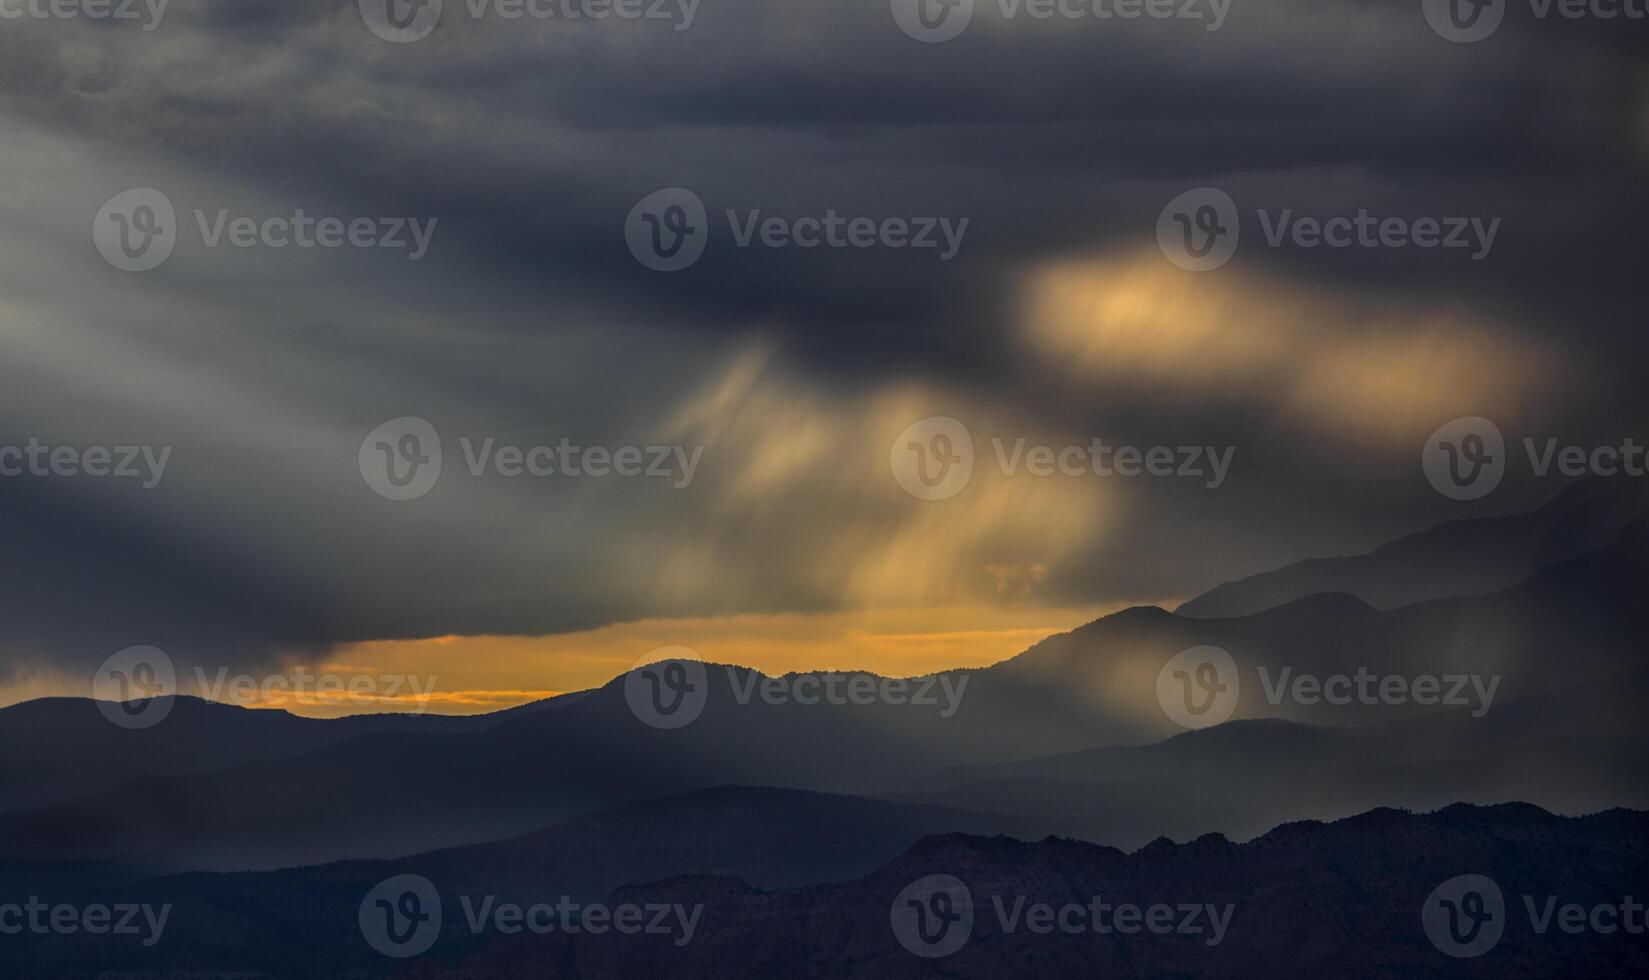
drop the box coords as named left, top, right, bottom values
left=2, top=517, right=1644, bottom=871
left=0, top=694, right=545, bottom=812
left=508, top=804, right=1647, bottom=980
left=0, top=661, right=1095, bottom=870
left=1177, top=477, right=1648, bottom=618
left=13, top=803, right=1639, bottom=979
left=0, top=786, right=1066, bottom=977
left=0, top=785, right=1058, bottom=902
left=373, top=785, right=1070, bottom=897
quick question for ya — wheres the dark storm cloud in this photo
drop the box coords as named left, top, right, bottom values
left=0, top=0, right=1644, bottom=678
left=6, top=1, right=1642, bottom=358
left=0, top=474, right=332, bottom=681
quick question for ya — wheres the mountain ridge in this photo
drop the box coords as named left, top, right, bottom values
left=1177, top=477, right=1649, bottom=619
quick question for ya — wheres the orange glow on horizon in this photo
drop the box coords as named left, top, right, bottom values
left=209, top=603, right=1145, bottom=717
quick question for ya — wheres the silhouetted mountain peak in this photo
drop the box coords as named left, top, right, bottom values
left=1431, top=800, right=1556, bottom=825
left=1257, top=802, right=1569, bottom=850
left=900, top=832, right=1031, bottom=863
left=1177, top=477, right=1649, bottom=618
left=1257, top=591, right=1377, bottom=617
left=1155, top=717, right=1336, bottom=755
left=1069, top=603, right=1181, bottom=635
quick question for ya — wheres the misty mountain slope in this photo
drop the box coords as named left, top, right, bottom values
left=1004, top=516, right=1649, bottom=734
left=1356, top=662, right=1649, bottom=761
left=1177, top=477, right=1648, bottom=618
left=883, top=668, right=1649, bottom=848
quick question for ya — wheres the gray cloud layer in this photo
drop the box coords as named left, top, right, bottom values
left=0, top=0, right=1645, bottom=678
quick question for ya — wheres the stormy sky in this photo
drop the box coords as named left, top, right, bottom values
left=1, top=0, right=1646, bottom=704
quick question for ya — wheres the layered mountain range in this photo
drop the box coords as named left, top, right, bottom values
left=3, top=478, right=1647, bottom=976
